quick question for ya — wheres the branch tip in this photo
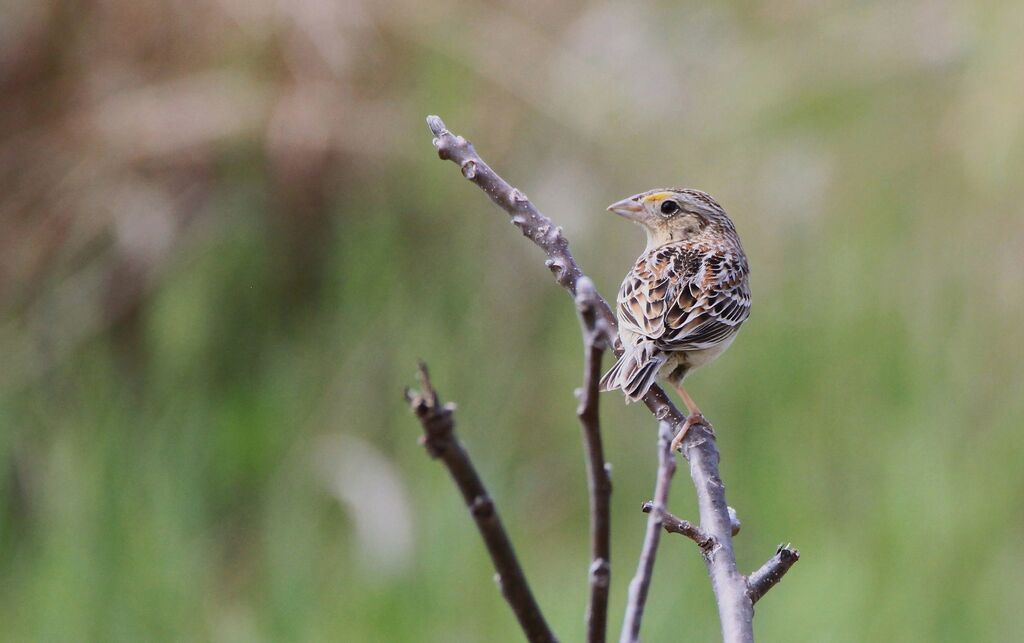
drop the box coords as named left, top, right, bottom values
left=426, top=114, right=446, bottom=136
left=641, top=501, right=714, bottom=551
left=746, top=543, right=801, bottom=605
left=410, top=360, right=438, bottom=409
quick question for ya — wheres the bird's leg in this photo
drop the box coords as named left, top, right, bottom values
left=670, top=383, right=709, bottom=452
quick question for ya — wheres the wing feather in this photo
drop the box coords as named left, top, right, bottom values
left=617, top=245, right=750, bottom=352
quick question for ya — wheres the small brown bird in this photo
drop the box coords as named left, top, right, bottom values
left=599, top=188, right=750, bottom=451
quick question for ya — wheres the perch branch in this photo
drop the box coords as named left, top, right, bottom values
left=680, top=421, right=754, bottom=642
left=574, top=277, right=614, bottom=643
left=747, top=545, right=801, bottom=605
left=619, top=421, right=677, bottom=643
left=405, top=362, right=558, bottom=643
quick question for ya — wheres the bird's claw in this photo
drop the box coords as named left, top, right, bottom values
left=670, top=413, right=708, bottom=452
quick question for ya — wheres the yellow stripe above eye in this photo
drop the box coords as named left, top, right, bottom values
left=642, top=191, right=673, bottom=204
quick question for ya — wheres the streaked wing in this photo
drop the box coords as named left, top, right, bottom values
left=617, top=244, right=750, bottom=351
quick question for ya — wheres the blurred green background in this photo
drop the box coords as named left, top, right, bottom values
left=2, top=1, right=1023, bottom=641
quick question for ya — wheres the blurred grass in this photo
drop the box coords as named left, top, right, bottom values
left=2, top=1, right=1024, bottom=641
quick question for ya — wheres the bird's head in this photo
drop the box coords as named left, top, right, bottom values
left=606, top=188, right=734, bottom=248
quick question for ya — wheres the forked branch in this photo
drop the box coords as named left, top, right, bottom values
left=423, top=115, right=798, bottom=643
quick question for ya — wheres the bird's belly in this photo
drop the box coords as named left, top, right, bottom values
left=687, top=335, right=737, bottom=368
left=662, top=334, right=738, bottom=380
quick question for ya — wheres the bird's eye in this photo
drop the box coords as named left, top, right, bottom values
left=660, top=200, right=680, bottom=215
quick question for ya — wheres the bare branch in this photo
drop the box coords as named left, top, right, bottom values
left=405, top=362, right=558, bottom=643
left=574, top=277, right=614, bottom=643
left=427, top=115, right=585, bottom=297
left=641, top=502, right=714, bottom=553
left=679, top=421, right=754, bottom=642
left=747, top=545, right=801, bottom=605
left=619, top=421, right=677, bottom=643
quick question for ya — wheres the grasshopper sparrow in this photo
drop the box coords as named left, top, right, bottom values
left=599, top=189, right=751, bottom=451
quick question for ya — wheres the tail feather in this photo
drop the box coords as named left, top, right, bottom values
left=622, top=356, right=665, bottom=400
left=599, top=344, right=667, bottom=402
left=598, top=357, right=624, bottom=392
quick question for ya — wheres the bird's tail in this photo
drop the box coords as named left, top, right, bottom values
left=599, top=344, right=667, bottom=403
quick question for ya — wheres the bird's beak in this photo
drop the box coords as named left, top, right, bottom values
left=607, top=196, right=645, bottom=221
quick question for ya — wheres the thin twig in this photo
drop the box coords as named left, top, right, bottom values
left=747, top=545, right=801, bottom=605
left=574, top=277, right=614, bottom=643
left=619, top=421, right=677, bottom=643
left=641, top=502, right=714, bottom=554
left=405, top=362, right=558, bottom=643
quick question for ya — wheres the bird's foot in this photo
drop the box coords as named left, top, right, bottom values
left=670, top=412, right=709, bottom=452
